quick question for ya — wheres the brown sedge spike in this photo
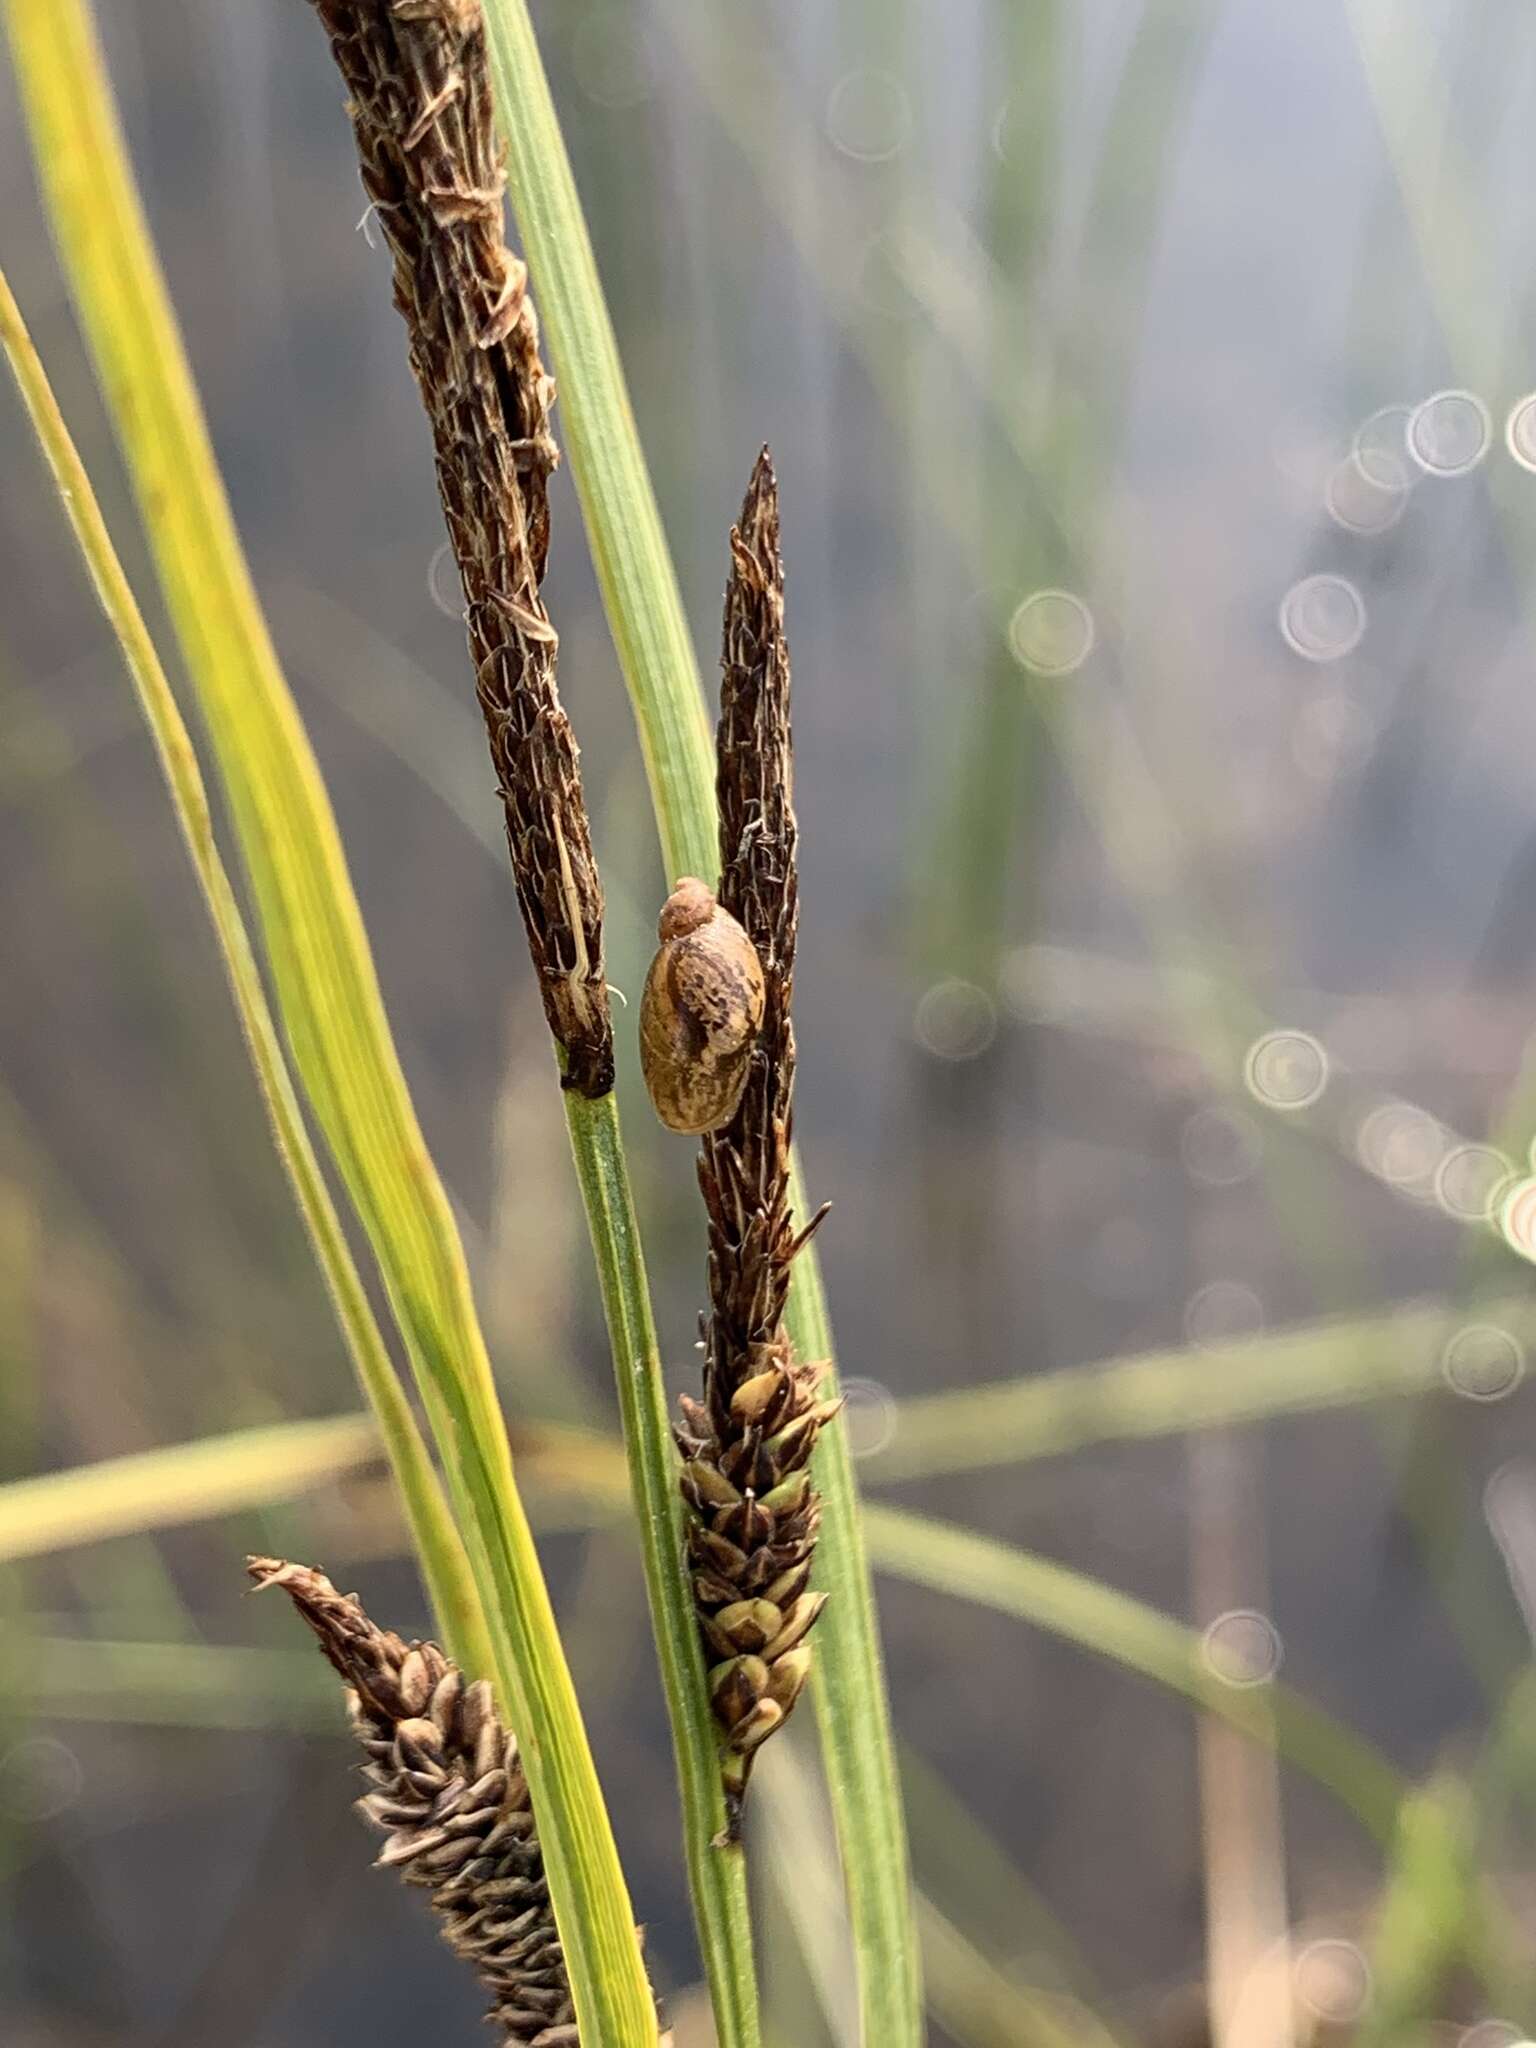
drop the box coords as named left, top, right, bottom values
left=677, top=450, right=836, bottom=1843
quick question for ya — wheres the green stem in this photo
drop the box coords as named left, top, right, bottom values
left=478, top=7, right=920, bottom=2039
left=5, top=6, right=655, bottom=2037
left=480, top=3, right=716, bottom=886
left=564, top=1089, right=761, bottom=2048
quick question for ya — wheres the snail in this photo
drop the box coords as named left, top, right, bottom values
left=639, top=877, right=766, bottom=1134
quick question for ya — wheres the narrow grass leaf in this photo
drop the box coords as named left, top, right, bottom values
left=0, top=1413, right=380, bottom=1565
left=4, top=6, right=654, bottom=2036
left=0, top=266, right=487, bottom=1677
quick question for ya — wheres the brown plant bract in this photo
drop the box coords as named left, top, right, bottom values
left=248, top=1557, right=599, bottom=2045
left=308, top=0, right=612, bottom=1094
left=677, top=451, right=836, bottom=1841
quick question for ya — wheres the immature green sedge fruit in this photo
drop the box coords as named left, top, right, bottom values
left=639, top=877, right=765, bottom=1134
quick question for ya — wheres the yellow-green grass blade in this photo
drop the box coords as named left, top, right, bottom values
left=16, top=1401, right=1534, bottom=2006
left=2, top=1286, right=1499, bottom=1567
left=0, top=1413, right=380, bottom=1566
left=4, top=6, right=653, bottom=2036
left=0, top=1410, right=638, bottom=1569
left=478, top=5, right=919, bottom=2038
left=0, top=267, right=487, bottom=1679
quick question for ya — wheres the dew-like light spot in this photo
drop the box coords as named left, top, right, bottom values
left=1499, top=1175, right=1536, bottom=1263
left=1294, top=1938, right=1372, bottom=2023
left=570, top=11, right=654, bottom=108
left=1201, top=1609, right=1283, bottom=1687
left=1244, top=1029, right=1328, bottom=1111
left=913, top=978, right=997, bottom=1062
left=1352, top=403, right=1414, bottom=490
left=427, top=540, right=462, bottom=620
left=1506, top=395, right=1536, bottom=473
left=1325, top=453, right=1408, bottom=535
left=1183, top=1280, right=1264, bottom=1348
left=1442, top=1324, right=1525, bottom=1403
left=1278, top=574, right=1366, bottom=662
left=1008, top=589, right=1096, bottom=677
left=0, top=1737, right=83, bottom=1823
left=825, top=69, right=912, bottom=161
left=840, top=1377, right=899, bottom=1458
left=1179, top=1105, right=1263, bottom=1187
left=1355, top=1099, right=1447, bottom=1197
left=1292, top=691, right=1377, bottom=780
left=1435, top=1143, right=1513, bottom=1222
left=1408, top=388, right=1492, bottom=476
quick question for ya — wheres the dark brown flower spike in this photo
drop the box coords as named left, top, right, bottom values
left=248, top=1558, right=607, bottom=2045
left=677, top=451, right=836, bottom=1841
left=307, top=0, right=612, bottom=1093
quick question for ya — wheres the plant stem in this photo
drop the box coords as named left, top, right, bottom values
left=477, top=6, right=920, bottom=2038
left=564, top=1089, right=761, bottom=2048
left=5, top=5, right=655, bottom=2036
left=480, top=1, right=717, bottom=886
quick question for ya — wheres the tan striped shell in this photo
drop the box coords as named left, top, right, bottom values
left=639, top=877, right=765, bottom=1134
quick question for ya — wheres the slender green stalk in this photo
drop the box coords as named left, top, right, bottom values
left=5, top=6, right=654, bottom=2036
left=478, top=8, right=919, bottom=2037
left=564, top=1091, right=761, bottom=2048
left=0, top=267, right=488, bottom=1678
left=293, top=5, right=757, bottom=2025
left=477, top=6, right=716, bottom=883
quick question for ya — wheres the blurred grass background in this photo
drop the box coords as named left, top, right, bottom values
left=4, top=1, right=1536, bottom=2042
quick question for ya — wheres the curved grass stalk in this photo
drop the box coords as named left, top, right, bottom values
left=0, top=1412, right=1510, bottom=1859
left=3, top=7, right=654, bottom=2037
left=7, top=1286, right=1510, bottom=1566
left=0, top=1411, right=381, bottom=1566
left=0, top=270, right=488, bottom=1679
left=861, top=1502, right=1404, bottom=1842
left=476, top=7, right=919, bottom=2040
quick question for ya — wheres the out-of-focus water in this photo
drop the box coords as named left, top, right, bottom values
left=4, top=2, right=1536, bottom=2042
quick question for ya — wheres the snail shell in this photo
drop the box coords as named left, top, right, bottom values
left=640, top=877, right=766, bottom=1134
